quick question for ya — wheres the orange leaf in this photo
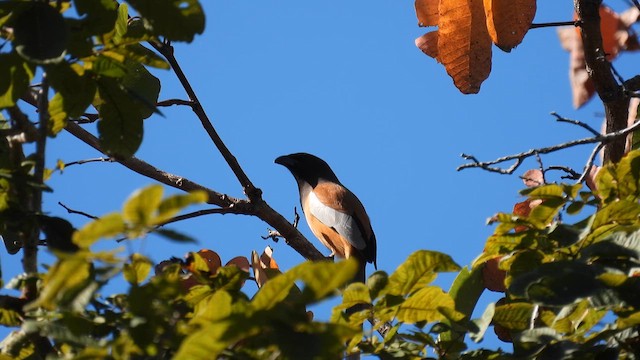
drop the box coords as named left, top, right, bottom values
left=415, top=0, right=439, bottom=27
left=483, top=0, right=536, bottom=52
left=260, top=246, right=279, bottom=270
left=185, top=249, right=222, bottom=274
left=438, top=0, right=493, bottom=94
left=415, top=31, right=439, bottom=58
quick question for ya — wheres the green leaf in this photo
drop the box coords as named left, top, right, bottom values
left=527, top=197, right=565, bottom=229
left=337, top=282, right=371, bottom=311
left=492, top=302, right=534, bottom=331
left=73, top=0, right=118, bottom=35
left=173, top=322, right=234, bottom=360
left=469, top=302, right=495, bottom=342
left=95, top=77, right=144, bottom=157
left=386, top=250, right=461, bottom=296
left=46, top=63, right=97, bottom=135
left=73, top=212, right=125, bottom=248
left=251, top=271, right=297, bottom=311
left=592, top=199, right=640, bottom=231
left=191, top=290, right=233, bottom=324
left=111, top=3, right=129, bottom=45
left=395, top=286, right=455, bottom=324
left=0, top=52, right=35, bottom=109
left=92, top=55, right=128, bottom=78
left=0, top=302, right=21, bottom=327
left=153, top=190, right=208, bottom=224
left=366, top=270, right=389, bottom=300
left=296, top=259, right=358, bottom=302
left=522, top=184, right=564, bottom=199
left=13, top=2, right=67, bottom=64
left=117, top=44, right=170, bottom=70
left=25, top=256, right=91, bottom=310
left=154, top=228, right=196, bottom=243
left=119, top=61, right=161, bottom=119
left=126, top=0, right=205, bottom=42
left=509, top=261, right=600, bottom=306
left=122, top=184, right=164, bottom=226
left=439, top=266, right=485, bottom=345
left=123, top=253, right=152, bottom=285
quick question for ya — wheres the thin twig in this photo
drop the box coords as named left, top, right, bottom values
left=157, top=99, right=194, bottom=108
left=545, top=166, right=581, bottom=180
left=551, top=112, right=600, bottom=136
left=115, top=207, right=249, bottom=243
left=64, top=157, right=114, bottom=168
left=458, top=117, right=640, bottom=174
left=151, top=40, right=262, bottom=201
left=577, top=143, right=604, bottom=184
left=631, top=0, right=640, bottom=12
left=58, top=202, right=98, bottom=220
left=530, top=20, right=581, bottom=29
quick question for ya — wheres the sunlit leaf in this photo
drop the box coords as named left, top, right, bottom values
left=191, top=289, right=233, bottom=324
left=153, top=190, right=208, bottom=224
left=73, top=212, right=125, bottom=248
left=386, top=250, right=460, bottom=296
left=483, top=0, right=536, bottom=51
left=396, top=286, right=455, bottom=324
left=296, top=259, right=358, bottom=302
left=492, top=302, right=534, bottom=331
left=46, top=63, right=96, bottom=135
left=26, top=256, right=91, bottom=310
left=123, top=253, right=152, bottom=285
left=123, top=184, right=164, bottom=226
left=469, top=302, right=495, bottom=342
left=0, top=52, right=35, bottom=109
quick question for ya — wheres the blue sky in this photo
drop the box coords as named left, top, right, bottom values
left=3, top=0, right=639, bottom=353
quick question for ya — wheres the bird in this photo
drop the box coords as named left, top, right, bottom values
left=275, top=152, right=376, bottom=283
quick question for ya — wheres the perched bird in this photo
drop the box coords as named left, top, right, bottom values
left=275, top=153, right=376, bottom=283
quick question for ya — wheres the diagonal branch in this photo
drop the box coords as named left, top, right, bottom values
left=62, top=121, right=325, bottom=261
left=150, top=40, right=262, bottom=201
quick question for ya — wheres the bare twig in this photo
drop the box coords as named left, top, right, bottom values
left=115, top=208, right=249, bottom=243
left=64, top=157, right=114, bottom=168
left=530, top=20, right=581, bottom=29
left=545, top=166, right=581, bottom=180
left=157, top=99, right=194, bottom=108
left=261, top=207, right=300, bottom=242
left=458, top=118, right=640, bottom=174
left=151, top=40, right=262, bottom=201
left=577, top=143, right=604, bottom=184
left=58, top=202, right=98, bottom=220
left=551, top=112, right=600, bottom=136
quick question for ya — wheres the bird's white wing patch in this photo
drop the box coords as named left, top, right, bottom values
left=307, top=191, right=367, bottom=250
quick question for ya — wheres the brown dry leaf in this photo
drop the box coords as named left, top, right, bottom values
left=438, top=0, right=493, bottom=94
left=226, top=256, right=251, bottom=273
left=260, top=246, right=279, bottom=270
left=558, top=26, right=594, bottom=108
left=483, top=0, right=536, bottom=52
left=561, top=6, right=640, bottom=108
left=251, top=246, right=279, bottom=288
left=522, top=169, right=543, bottom=187
left=415, top=31, right=439, bottom=58
left=251, top=250, right=268, bottom=288
left=415, top=0, right=439, bottom=27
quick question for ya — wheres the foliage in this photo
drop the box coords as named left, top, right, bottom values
left=0, top=0, right=640, bottom=359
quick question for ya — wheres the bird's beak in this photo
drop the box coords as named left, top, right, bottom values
left=275, top=155, right=293, bottom=167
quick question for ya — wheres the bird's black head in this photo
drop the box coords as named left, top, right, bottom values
left=275, top=153, right=340, bottom=187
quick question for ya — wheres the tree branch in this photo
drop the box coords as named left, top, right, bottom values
left=458, top=116, right=640, bottom=175
left=575, top=0, right=630, bottom=163
left=62, top=121, right=325, bottom=261
left=530, top=20, right=580, bottom=29
left=151, top=40, right=262, bottom=201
